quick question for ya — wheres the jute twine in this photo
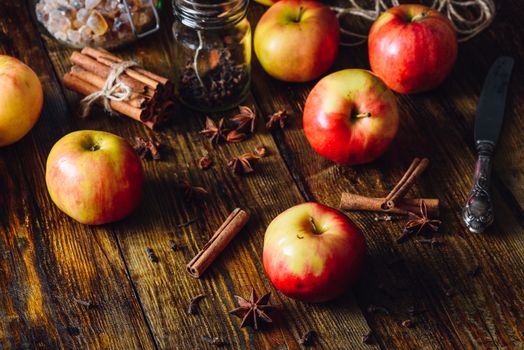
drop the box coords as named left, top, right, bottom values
left=80, top=60, right=138, bottom=117
left=331, top=0, right=496, bottom=46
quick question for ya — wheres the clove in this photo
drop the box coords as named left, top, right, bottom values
left=202, top=335, right=226, bottom=346
left=75, top=299, right=95, bottom=309
left=146, top=247, right=158, bottom=263
left=298, top=330, right=317, bottom=346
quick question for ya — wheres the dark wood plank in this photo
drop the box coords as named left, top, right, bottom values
left=0, top=2, right=158, bottom=349
left=250, top=1, right=524, bottom=349
left=38, top=4, right=376, bottom=350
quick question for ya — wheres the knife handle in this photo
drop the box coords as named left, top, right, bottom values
left=462, top=141, right=495, bottom=233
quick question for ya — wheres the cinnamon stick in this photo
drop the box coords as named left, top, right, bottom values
left=381, top=158, right=420, bottom=208
left=63, top=73, right=154, bottom=129
left=70, top=51, right=152, bottom=96
left=383, top=158, right=429, bottom=209
left=340, top=193, right=439, bottom=217
left=187, top=208, right=249, bottom=278
left=93, top=56, right=161, bottom=91
left=82, top=47, right=174, bottom=99
left=82, top=47, right=165, bottom=83
left=82, top=47, right=168, bottom=89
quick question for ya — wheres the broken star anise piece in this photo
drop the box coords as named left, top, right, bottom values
left=226, top=130, right=247, bottom=143
left=229, top=288, right=275, bottom=330
left=198, top=156, right=213, bottom=170
left=254, top=144, right=267, bottom=157
left=228, top=153, right=260, bottom=175
left=396, top=201, right=441, bottom=244
left=175, top=180, right=209, bottom=202
left=401, top=319, right=415, bottom=328
left=230, top=105, right=257, bottom=133
left=266, top=110, right=289, bottom=130
left=133, top=136, right=161, bottom=160
left=200, top=117, right=228, bottom=144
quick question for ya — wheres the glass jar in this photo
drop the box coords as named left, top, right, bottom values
left=172, top=0, right=251, bottom=112
left=33, top=0, right=162, bottom=49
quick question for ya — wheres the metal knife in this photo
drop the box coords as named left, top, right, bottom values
left=462, top=56, right=514, bottom=233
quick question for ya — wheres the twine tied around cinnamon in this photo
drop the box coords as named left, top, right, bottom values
left=80, top=60, right=138, bottom=118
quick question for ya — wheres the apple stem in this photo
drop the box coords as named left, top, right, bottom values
left=355, top=112, right=371, bottom=118
left=295, top=6, right=305, bottom=22
left=309, top=217, right=321, bottom=234
left=411, top=12, right=428, bottom=22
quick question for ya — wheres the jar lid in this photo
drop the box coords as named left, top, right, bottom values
left=173, top=0, right=249, bottom=30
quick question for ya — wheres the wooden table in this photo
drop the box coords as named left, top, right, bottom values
left=1, top=1, right=523, bottom=349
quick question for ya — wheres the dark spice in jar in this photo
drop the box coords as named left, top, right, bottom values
left=179, top=48, right=248, bottom=109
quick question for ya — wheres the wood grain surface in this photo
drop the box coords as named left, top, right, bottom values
left=0, top=0, right=523, bottom=349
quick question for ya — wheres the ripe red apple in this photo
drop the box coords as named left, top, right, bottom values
left=46, top=130, right=144, bottom=225
left=263, top=202, right=366, bottom=303
left=368, top=4, right=457, bottom=94
left=303, top=69, right=399, bottom=165
left=254, top=0, right=339, bottom=82
left=0, top=55, right=43, bottom=146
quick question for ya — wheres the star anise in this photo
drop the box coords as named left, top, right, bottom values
left=175, top=180, right=209, bottom=202
left=229, top=288, right=275, bottom=330
left=266, top=110, right=289, bottom=130
left=200, top=117, right=228, bottom=144
left=230, top=105, right=257, bottom=133
left=133, top=137, right=161, bottom=160
left=227, top=153, right=260, bottom=175
left=396, top=201, right=441, bottom=244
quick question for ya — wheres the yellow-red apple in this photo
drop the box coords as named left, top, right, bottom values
left=368, top=4, right=457, bottom=94
left=0, top=55, right=43, bottom=146
left=303, top=69, right=399, bottom=165
left=46, top=130, right=144, bottom=225
left=263, top=202, right=366, bottom=302
left=254, top=0, right=339, bottom=82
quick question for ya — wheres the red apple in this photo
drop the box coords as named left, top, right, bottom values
left=303, top=69, right=399, bottom=165
left=368, top=4, right=457, bottom=94
left=46, top=130, right=144, bottom=225
left=0, top=55, right=43, bottom=146
left=263, top=202, right=366, bottom=302
left=254, top=0, right=339, bottom=82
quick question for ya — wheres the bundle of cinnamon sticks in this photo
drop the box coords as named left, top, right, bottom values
left=63, top=47, right=175, bottom=129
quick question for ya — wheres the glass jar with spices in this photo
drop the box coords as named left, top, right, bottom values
left=33, top=0, right=162, bottom=49
left=172, top=0, right=251, bottom=112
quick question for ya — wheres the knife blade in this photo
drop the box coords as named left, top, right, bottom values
left=474, top=56, right=514, bottom=144
left=462, top=56, right=514, bottom=233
